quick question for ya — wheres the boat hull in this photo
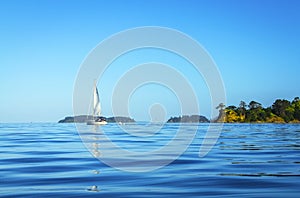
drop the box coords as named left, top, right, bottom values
left=87, top=120, right=107, bottom=125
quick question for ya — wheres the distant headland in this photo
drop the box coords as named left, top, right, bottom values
left=214, top=97, right=300, bottom=123
left=58, top=115, right=135, bottom=123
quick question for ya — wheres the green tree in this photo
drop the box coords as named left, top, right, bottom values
left=293, top=97, right=300, bottom=103
left=226, top=105, right=237, bottom=111
left=249, top=101, right=262, bottom=110
left=236, top=101, right=247, bottom=122
left=239, top=101, right=247, bottom=109
left=245, top=101, right=266, bottom=122
left=272, top=99, right=292, bottom=122
left=292, top=97, right=300, bottom=121
left=285, top=106, right=295, bottom=122
left=245, top=108, right=266, bottom=122
left=264, top=107, right=273, bottom=117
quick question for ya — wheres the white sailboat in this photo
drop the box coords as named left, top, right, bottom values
left=87, top=82, right=107, bottom=125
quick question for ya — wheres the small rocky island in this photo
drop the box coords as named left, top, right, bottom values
left=58, top=115, right=135, bottom=123
left=167, top=115, right=210, bottom=123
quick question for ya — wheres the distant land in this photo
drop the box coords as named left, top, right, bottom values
left=58, top=115, right=135, bottom=123
left=167, top=115, right=209, bottom=123
left=59, top=97, right=300, bottom=124
left=215, top=97, right=300, bottom=123
left=58, top=115, right=210, bottom=123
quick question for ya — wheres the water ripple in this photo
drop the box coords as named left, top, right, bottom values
left=1, top=123, right=300, bottom=197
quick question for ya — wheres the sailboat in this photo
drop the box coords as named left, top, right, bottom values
left=87, top=82, right=107, bottom=125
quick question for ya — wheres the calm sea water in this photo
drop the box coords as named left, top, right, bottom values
left=1, top=123, right=300, bottom=197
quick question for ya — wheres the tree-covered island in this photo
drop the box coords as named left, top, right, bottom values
left=58, top=116, right=135, bottom=123
left=167, top=115, right=209, bottom=123
left=215, top=97, right=300, bottom=123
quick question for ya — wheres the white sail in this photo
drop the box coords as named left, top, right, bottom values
left=93, top=85, right=101, bottom=116
left=87, top=81, right=107, bottom=125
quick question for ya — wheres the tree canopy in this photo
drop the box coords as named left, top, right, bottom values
left=216, top=97, right=300, bottom=123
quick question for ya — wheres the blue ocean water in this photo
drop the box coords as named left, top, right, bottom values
left=1, top=123, right=300, bottom=197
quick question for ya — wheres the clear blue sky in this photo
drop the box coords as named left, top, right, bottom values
left=0, top=0, right=299, bottom=122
